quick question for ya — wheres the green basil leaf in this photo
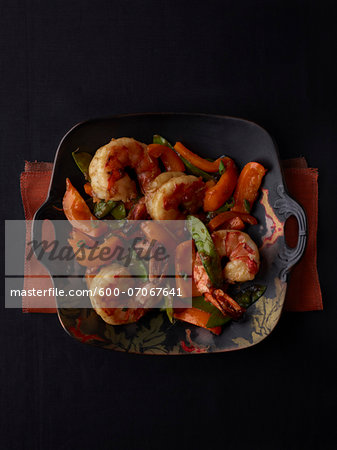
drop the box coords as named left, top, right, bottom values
left=72, top=149, right=93, bottom=181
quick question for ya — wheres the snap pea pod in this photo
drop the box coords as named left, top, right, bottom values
left=153, top=135, right=215, bottom=181
left=191, top=296, right=231, bottom=328
left=161, top=293, right=174, bottom=323
left=94, top=200, right=117, bottom=219
left=72, top=149, right=93, bottom=181
left=186, top=215, right=223, bottom=288
left=127, top=249, right=148, bottom=279
left=206, top=310, right=231, bottom=328
left=206, top=284, right=267, bottom=328
left=111, top=202, right=127, bottom=219
left=233, top=284, right=267, bottom=309
left=192, top=296, right=217, bottom=313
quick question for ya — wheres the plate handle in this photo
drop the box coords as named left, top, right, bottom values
left=274, top=185, right=307, bottom=281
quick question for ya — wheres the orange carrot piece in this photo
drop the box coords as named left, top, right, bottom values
left=173, top=307, right=222, bottom=335
left=203, top=158, right=238, bottom=211
left=174, top=142, right=223, bottom=173
left=232, top=162, right=266, bottom=213
left=148, top=144, right=185, bottom=172
left=208, top=211, right=257, bottom=232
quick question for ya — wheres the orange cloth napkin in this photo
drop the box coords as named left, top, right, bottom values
left=20, top=159, right=322, bottom=313
left=20, top=162, right=56, bottom=312
left=281, top=158, right=322, bottom=311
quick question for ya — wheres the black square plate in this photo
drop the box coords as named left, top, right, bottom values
left=33, top=113, right=306, bottom=354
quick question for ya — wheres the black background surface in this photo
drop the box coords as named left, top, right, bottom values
left=1, top=1, right=337, bottom=449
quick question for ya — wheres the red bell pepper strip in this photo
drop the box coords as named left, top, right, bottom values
left=208, top=211, right=257, bottom=232
left=232, top=162, right=266, bottom=213
left=173, top=307, right=222, bottom=335
left=223, top=216, right=245, bottom=231
left=62, top=178, right=107, bottom=237
left=173, top=142, right=223, bottom=173
left=140, top=221, right=177, bottom=251
left=203, top=158, right=238, bottom=212
left=147, top=144, right=185, bottom=172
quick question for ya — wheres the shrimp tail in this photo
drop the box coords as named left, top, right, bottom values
left=205, top=289, right=245, bottom=320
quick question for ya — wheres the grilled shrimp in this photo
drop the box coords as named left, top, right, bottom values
left=211, top=230, right=260, bottom=283
left=193, top=253, right=246, bottom=319
left=145, top=172, right=205, bottom=220
left=192, top=230, right=260, bottom=319
left=88, top=263, right=147, bottom=325
left=87, top=256, right=169, bottom=325
left=89, top=137, right=160, bottom=202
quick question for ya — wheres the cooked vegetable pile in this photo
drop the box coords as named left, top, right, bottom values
left=62, top=135, right=267, bottom=334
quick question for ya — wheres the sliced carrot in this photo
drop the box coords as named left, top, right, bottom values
left=173, top=307, right=222, bottom=335
left=203, top=158, right=238, bottom=211
left=208, top=211, right=257, bottom=232
left=232, top=162, right=266, bottom=213
left=174, top=142, right=223, bottom=173
left=148, top=144, right=185, bottom=172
